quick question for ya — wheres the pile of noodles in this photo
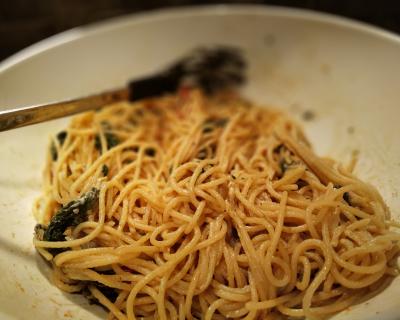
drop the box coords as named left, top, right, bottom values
left=33, top=89, right=400, bottom=320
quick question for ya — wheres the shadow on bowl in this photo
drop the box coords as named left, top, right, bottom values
left=34, top=249, right=106, bottom=319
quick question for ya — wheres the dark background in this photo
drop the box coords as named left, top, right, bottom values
left=1, top=0, right=400, bottom=62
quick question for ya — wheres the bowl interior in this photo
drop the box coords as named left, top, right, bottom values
left=0, top=5, right=399, bottom=320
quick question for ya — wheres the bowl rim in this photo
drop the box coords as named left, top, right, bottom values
left=1, top=4, right=400, bottom=74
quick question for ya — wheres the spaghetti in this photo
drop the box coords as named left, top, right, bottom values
left=33, top=89, right=400, bottom=319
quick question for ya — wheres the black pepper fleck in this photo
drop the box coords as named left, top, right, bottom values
left=145, top=148, right=156, bottom=157
left=302, top=110, right=315, bottom=121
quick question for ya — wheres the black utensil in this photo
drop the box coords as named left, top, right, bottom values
left=0, top=46, right=246, bottom=132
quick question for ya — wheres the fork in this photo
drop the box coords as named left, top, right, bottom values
left=0, top=47, right=245, bottom=132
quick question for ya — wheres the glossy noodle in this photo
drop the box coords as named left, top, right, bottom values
left=33, top=90, right=400, bottom=319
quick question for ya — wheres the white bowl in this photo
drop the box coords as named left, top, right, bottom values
left=0, top=5, right=399, bottom=320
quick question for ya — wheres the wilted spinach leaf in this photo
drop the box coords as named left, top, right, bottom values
left=102, top=164, right=109, bottom=177
left=279, top=158, right=293, bottom=175
left=145, top=147, right=156, bottom=157
left=202, top=118, right=228, bottom=133
left=95, top=133, right=119, bottom=152
left=343, top=192, right=351, bottom=205
left=51, top=131, right=68, bottom=161
left=81, top=283, right=119, bottom=306
left=43, top=188, right=99, bottom=242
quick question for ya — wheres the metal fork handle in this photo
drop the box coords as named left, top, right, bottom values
left=0, top=88, right=129, bottom=132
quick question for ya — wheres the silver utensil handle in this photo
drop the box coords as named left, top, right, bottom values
left=0, top=88, right=129, bottom=132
